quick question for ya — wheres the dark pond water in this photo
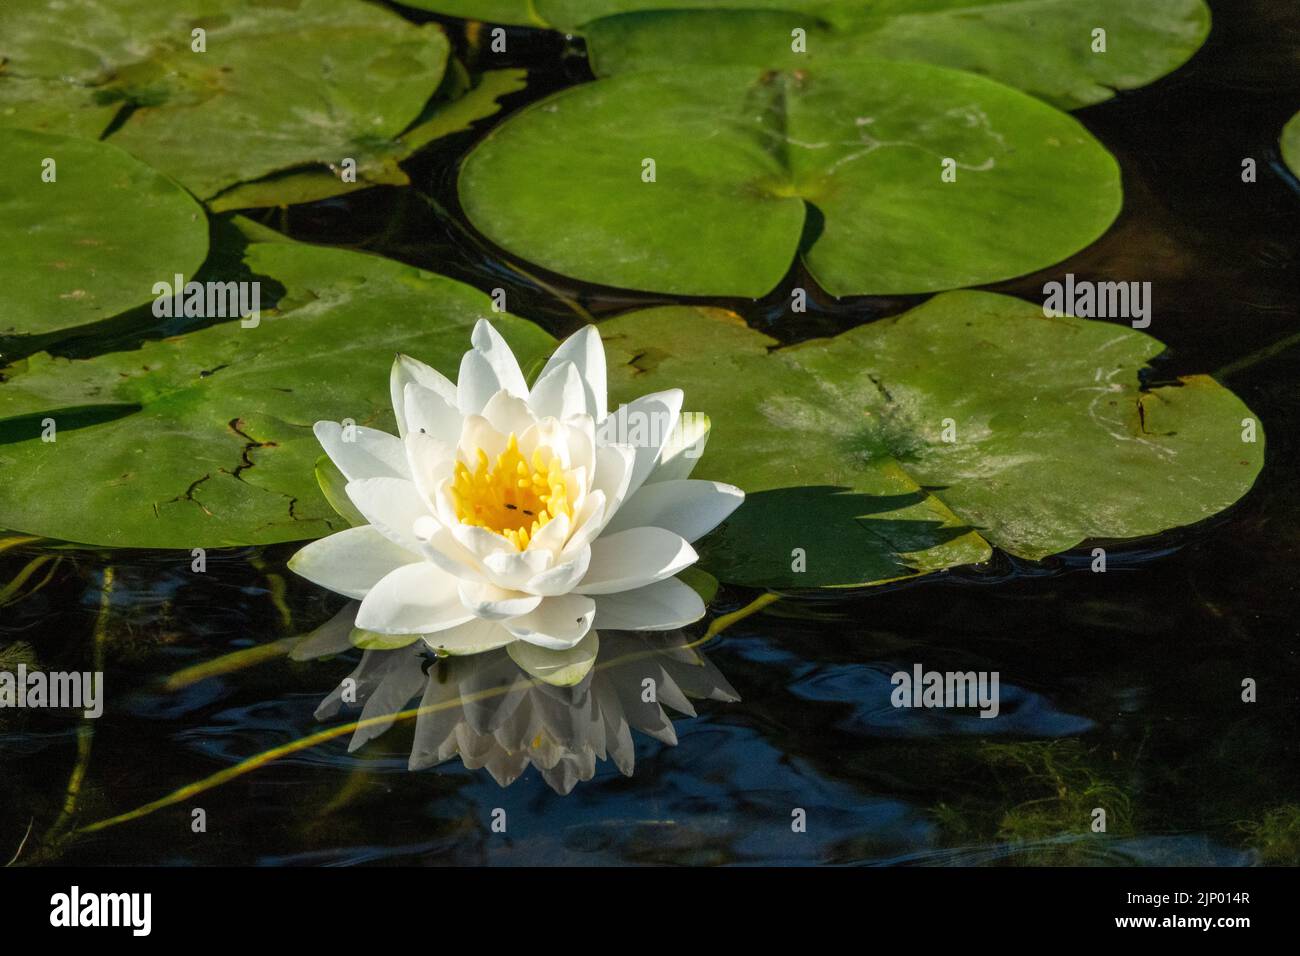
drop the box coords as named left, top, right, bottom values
left=2, top=0, right=1299, bottom=866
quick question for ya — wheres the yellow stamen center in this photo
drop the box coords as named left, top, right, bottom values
left=451, top=433, right=572, bottom=550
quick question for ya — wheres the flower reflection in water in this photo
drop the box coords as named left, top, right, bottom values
left=295, top=612, right=738, bottom=794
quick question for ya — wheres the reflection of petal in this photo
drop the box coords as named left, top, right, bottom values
left=508, top=631, right=599, bottom=687
left=351, top=646, right=430, bottom=750
left=292, top=601, right=360, bottom=661
left=316, top=624, right=737, bottom=795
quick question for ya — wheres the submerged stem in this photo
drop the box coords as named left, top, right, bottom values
left=1214, top=327, right=1300, bottom=380
left=0, top=554, right=61, bottom=607
left=45, top=567, right=114, bottom=840
left=161, top=636, right=301, bottom=692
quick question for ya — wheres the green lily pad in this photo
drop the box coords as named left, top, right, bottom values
left=0, top=0, right=450, bottom=201
left=208, top=67, right=528, bottom=212
left=581, top=0, right=1212, bottom=110
left=1283, top=111, right=1300, bottom=178
left=601, top=292, right=1264, bottom=588
left=407, top=0, right=1209, bottom=110
left=0, top=240, right=555, bottom=549
left=460, top=62, right=1121, bottom=297
left=0, top=129, right=208, bottom=337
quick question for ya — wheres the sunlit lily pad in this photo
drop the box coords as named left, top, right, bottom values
left=0, top=0, right=450, bottom=201
left=407, top=0, right=1210, bottom=109
left=0, top=240, right=555, bottom=549
left=1283, top=111, right=1300, bottom=178
left=601, top=292, right=1264, bottom=588
left=0, top=129, right=208, bottom=337
left=460, top=62, right=1121, bottom=297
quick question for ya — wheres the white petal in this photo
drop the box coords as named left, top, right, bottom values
left=404, top=431, right=455, bottom=510
left=647, top=412, right=711, bottom=483
left=537, top=326, right=607, bottom=420
left=481, top=389, right=537, bottom=437
left=516, top=417, right=574, bottom=472
left=525, top=510, right=570, bottom=555
left=413, top=517, right=484, bottom=581
left=422, top=618, right=516, bottom=655
left=528, top=361, right=587, bottom=421
left=562, top=419, right=596, bottom=479
left=503, top=593, right=596, bottom=649
left=456, top=413, right=508, bottom=463
left=561, top=490, right=606, bottom=559
left=508, top=631, right=599, bottom=687
left=590, top=443, right=636, bottom=520
left=602, top=479, right=744, bottom=542
left=314, top=421, right=408, bottom=481
left=445, top=514, right=514, bottom=559
left=602, top=390, right=682, bottom=499
left=524, top=546, right=591, bottom=596
left=592, top=577, right=705, bottom=630
left=288, top=527, right=420, bottom=599
left=576, top=527, right=698, bottom=595
left=458, top=349, right=503, bottom=416
left=391, top=354, right=456, bottom=438
left=480, top=545, right=553, bottom=588
left=471, top=319, right=528, bottom=398
left=403, top=383, right=463, bottom=445
left=457, top=579, right=542, bottom=620
left=345, top=477, right=433, bottom=552
left=356, top=562, right=474, bottom=635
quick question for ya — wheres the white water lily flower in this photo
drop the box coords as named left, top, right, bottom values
left=303, top=628, right=738, bottom=795
left=289, top=320, right=743, bottom=681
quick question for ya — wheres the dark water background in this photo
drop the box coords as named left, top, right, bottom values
left=2, top=0, right=1298, bottom=865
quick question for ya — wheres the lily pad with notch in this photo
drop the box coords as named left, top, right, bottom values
left=459, top=61, right=1122, bottom=297
left=601, top=293, right=1264, bottom=588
